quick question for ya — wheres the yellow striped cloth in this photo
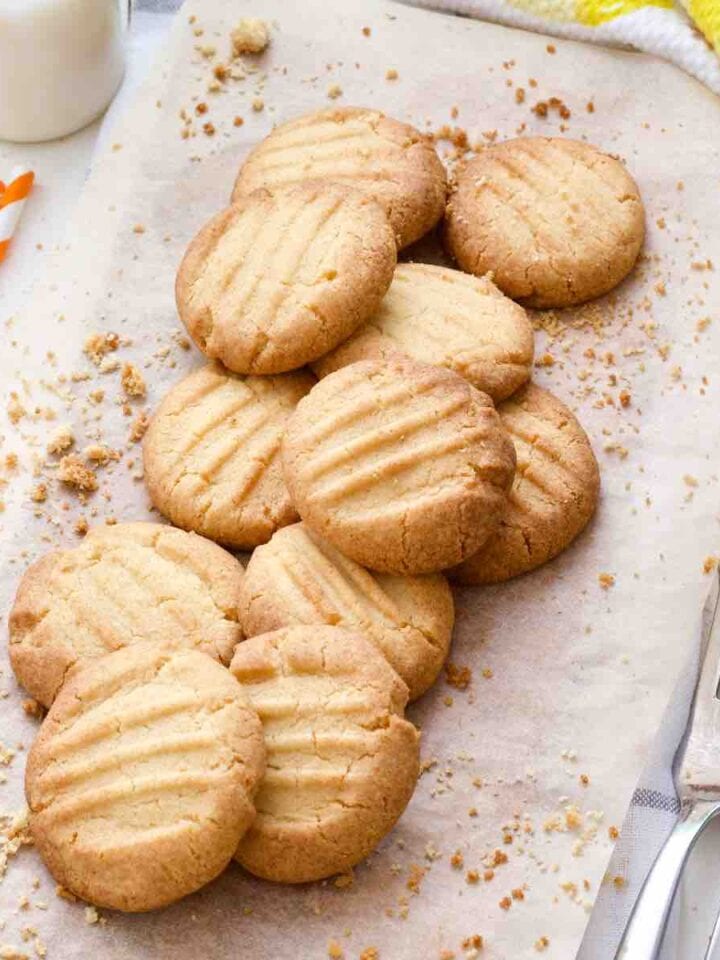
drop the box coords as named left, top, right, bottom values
left=406, top=0, right=720, bottom=92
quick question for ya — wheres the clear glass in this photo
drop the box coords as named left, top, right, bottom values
left=0, top=0, right=131, bottom=143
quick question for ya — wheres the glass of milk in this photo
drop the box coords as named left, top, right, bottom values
left=0, top=0, right=130, bottom=143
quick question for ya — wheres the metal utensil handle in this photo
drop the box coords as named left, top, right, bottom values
left=615, top=799, right=720, bottom=959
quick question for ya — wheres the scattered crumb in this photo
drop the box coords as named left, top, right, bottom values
left=57, top=455, right=98, bottom=493
left=46, top=425, right=75, bottom=455
left=121, top=363, right=146, bottom=399
left=598, top=572, right=615, bottom=589
left=230, top=18, right=269, bottom=56
left=327, top=84, right=343, bottom=100
left=385, top=69, right=398, bottom=81
left=445, top=662, right=471, bottom=690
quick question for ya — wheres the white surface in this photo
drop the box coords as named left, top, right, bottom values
left=1, top=3, right=720, bottom=959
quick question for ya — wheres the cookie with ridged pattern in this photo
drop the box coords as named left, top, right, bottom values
left=143, top=363, right=314, bottom=549
left=176, top=182, right=396, bottom=375
left=444, top=137, right=645, bottom=308
left=230, top=625, right=419, bottom=883
left=451, top=383, right=600, bottom=584
left=9, top=522, right=244, bottom=707
left=26, top=643, right=265, bottom=911
left=282, top=358, right=516, bottom=575
left=313, top=262, right=534, bottom=402
left=239, top=522, right=454, bottom=700
left=232, top=106, right=447, bottom=249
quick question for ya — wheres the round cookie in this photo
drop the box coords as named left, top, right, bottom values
left=9, top=522, right=244, bottom=707
left=239, top=522, right=454, bottom=700
left=451, top=383, right=600, bottom=584
left=232, top=106, right=447, bottom=249
left=282, top=358, right=516, bottom=575
left=176, top=182, right=396, bottom=374
left=230, top=625, right=419, bottom=883
left=143, top=363, right=314, bottom=549
left=26, top=643, right=266, bottom=912
left=444, top=137, right=645, bottom=308
left=313, top=262, right=534, bottom=402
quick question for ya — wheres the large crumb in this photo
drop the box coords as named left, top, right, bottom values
left=57, top=455, right=98, bottom=492
left=83, top=332, right=119, bottom=365
left=121, top=363, right=146, bottom=399
left=46, top=425, right=75, bottom=455
left=230, top=18, right=270, bottom=56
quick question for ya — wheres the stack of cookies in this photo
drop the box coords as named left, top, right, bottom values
left=8, top=106, right=644, bottom=912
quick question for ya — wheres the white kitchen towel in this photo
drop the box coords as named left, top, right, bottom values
left=401, top=0, right=720, bottom=93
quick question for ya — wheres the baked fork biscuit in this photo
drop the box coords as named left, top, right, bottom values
left=9, top=522, right=244, bottom=707
left=239, top=522, right=454, bottom=700
left=143, top=363, right=314, bottom=549
left=176, top=182, right=396, bottom=374
left=444, top=137, right=645, bottom=308
left=26, top=643, right=265, bottom=912
left=451, top=383, right=600, bottom=583
left=231, top=625, right=420, bottom=883
left=282, top=358, right=516, bottom=575
left=232, top=106, right=447, bottom=249
left=313, top=262, right=534, bottom=402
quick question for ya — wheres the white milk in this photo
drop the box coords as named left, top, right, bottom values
left=0, top=0, right=128, bottom=143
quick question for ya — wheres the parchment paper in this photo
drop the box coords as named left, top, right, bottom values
left=1, top=2, right=720, bottom=958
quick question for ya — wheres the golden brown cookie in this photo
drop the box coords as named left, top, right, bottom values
left=451, top=383, right=600, bottom=584
left=232, top=107, right=447, bottom=249
left=143, top=363, right=314, bottom=549
left=282, top=358, right=516, bottom=575
left=230, top=625, right=419, bottom=883
left=444, top=137, right=645, bottom=308
left=9, top=522, right=244, bottom=707
left=239, top=522, right=454, bottom=700
left=313, top=262, right=534, bottom=401
left=176, top=182, right=396, bottom=374
left=26, top=643, right=266, bottom=912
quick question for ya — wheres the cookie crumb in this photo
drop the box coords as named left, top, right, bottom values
left=128, top=411, right=150, bottom=443
left=47, top=425, right=75, bottom=455
left=28, top=482, right=48, bottom=505
left=535, top=936, right=550, bottom=951
left=359, top=949, right=379, bottom=960
left=121, top=363, right=146, bottom=399
left=385, top=69, right=398, bottom=81
left=230, top=18, right=269, bottom=56
left=57, top=455, right=98, bottom=493
left=327, top=84, right=343, bottom=100
left=252, top=98, right=264, bottom=112
left=598, top=572, right=615, bottom=589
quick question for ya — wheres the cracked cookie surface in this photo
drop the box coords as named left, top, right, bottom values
left=282, top=358, right=516, bottom=575
left=9, top=521, right=244, bottom=707
left=451, top=383, right=600, bottom=584
left=444, top=137, right=645, bottom=308
left=231, top=106, right=447, bottom=249
left=176, top=182, right=396, bottom=375
left=26, top=643, right=266, bottom=911
left=239, top=522, right=454, bottom=700
left=143, top=363, right=314, bottom=549
left=313, top=262, right=534, bottom=401
left=230, top=625, right=419, bottom=883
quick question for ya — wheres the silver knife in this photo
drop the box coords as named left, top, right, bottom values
left=616, top=572, right=720, bottom=959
